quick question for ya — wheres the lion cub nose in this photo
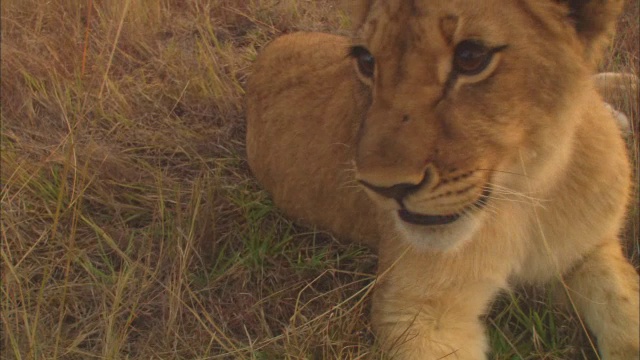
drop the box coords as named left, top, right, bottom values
left=357, top=166, right=436, bottom=202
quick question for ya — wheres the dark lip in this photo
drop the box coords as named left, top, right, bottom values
left=397, top=186, right=492, bottom=227
left=398, top=209, right=461, bottom=226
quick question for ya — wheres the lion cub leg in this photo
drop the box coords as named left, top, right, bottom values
left=372, top=280, right=499, bottom=359
left=372, top=251, right=503, bottom=360
left=563, top=241, right=640, bottom=359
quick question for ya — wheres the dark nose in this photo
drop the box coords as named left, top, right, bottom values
left=358, top=167, right=433, bottom=202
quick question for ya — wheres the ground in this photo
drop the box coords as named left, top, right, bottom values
left=1, top=1, right=638, bottom=359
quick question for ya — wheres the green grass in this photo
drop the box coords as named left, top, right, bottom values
left=1, top=0, right=638, bottom=359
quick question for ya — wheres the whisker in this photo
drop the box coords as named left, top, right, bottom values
left=476, top=168, right=531, bottom=179
left=485, top=182, right=549, bottom=204
left=338, top=181, right=365, bottom=191
left=331, top=142, right=352, bottom=149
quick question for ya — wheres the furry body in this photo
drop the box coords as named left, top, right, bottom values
left=246, top=1, right=639, bottom=358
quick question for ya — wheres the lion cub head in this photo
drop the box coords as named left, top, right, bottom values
left=349, top=0, right=623, bottom=250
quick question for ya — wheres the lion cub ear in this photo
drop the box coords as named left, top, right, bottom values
left=562, top=0, right=624, bottom=67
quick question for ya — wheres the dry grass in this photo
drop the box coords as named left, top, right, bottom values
left=1, top=1, right=637, bottom=359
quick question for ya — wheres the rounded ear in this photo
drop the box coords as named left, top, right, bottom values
left=563, top=0, right=625, bottom=67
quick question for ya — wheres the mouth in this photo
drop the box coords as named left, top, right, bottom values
left=397, top=186, right=492, bottom=226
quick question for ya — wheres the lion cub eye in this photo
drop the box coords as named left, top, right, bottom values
left=349, top=46, right=375, bottom=78
left=453, top=40, right=497, bottom=76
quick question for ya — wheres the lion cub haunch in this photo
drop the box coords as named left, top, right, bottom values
left=246, top=33, right=383, bottom=249
left=246, top=0, right=639, bottom=359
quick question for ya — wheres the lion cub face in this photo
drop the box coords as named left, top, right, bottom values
left=351, top=1, right=592, bottom=250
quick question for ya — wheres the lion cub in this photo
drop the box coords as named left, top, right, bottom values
left=246, top=0, right=639, bottom=359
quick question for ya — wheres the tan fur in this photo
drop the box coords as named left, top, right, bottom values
left=594, top=72, right=639, bottom=106
left=246, top=0, right=639, bottom=358
left=594, top=72, right=638, bottom=134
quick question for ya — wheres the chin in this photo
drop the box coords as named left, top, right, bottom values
left=391, top=212, right=485, bottom=252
